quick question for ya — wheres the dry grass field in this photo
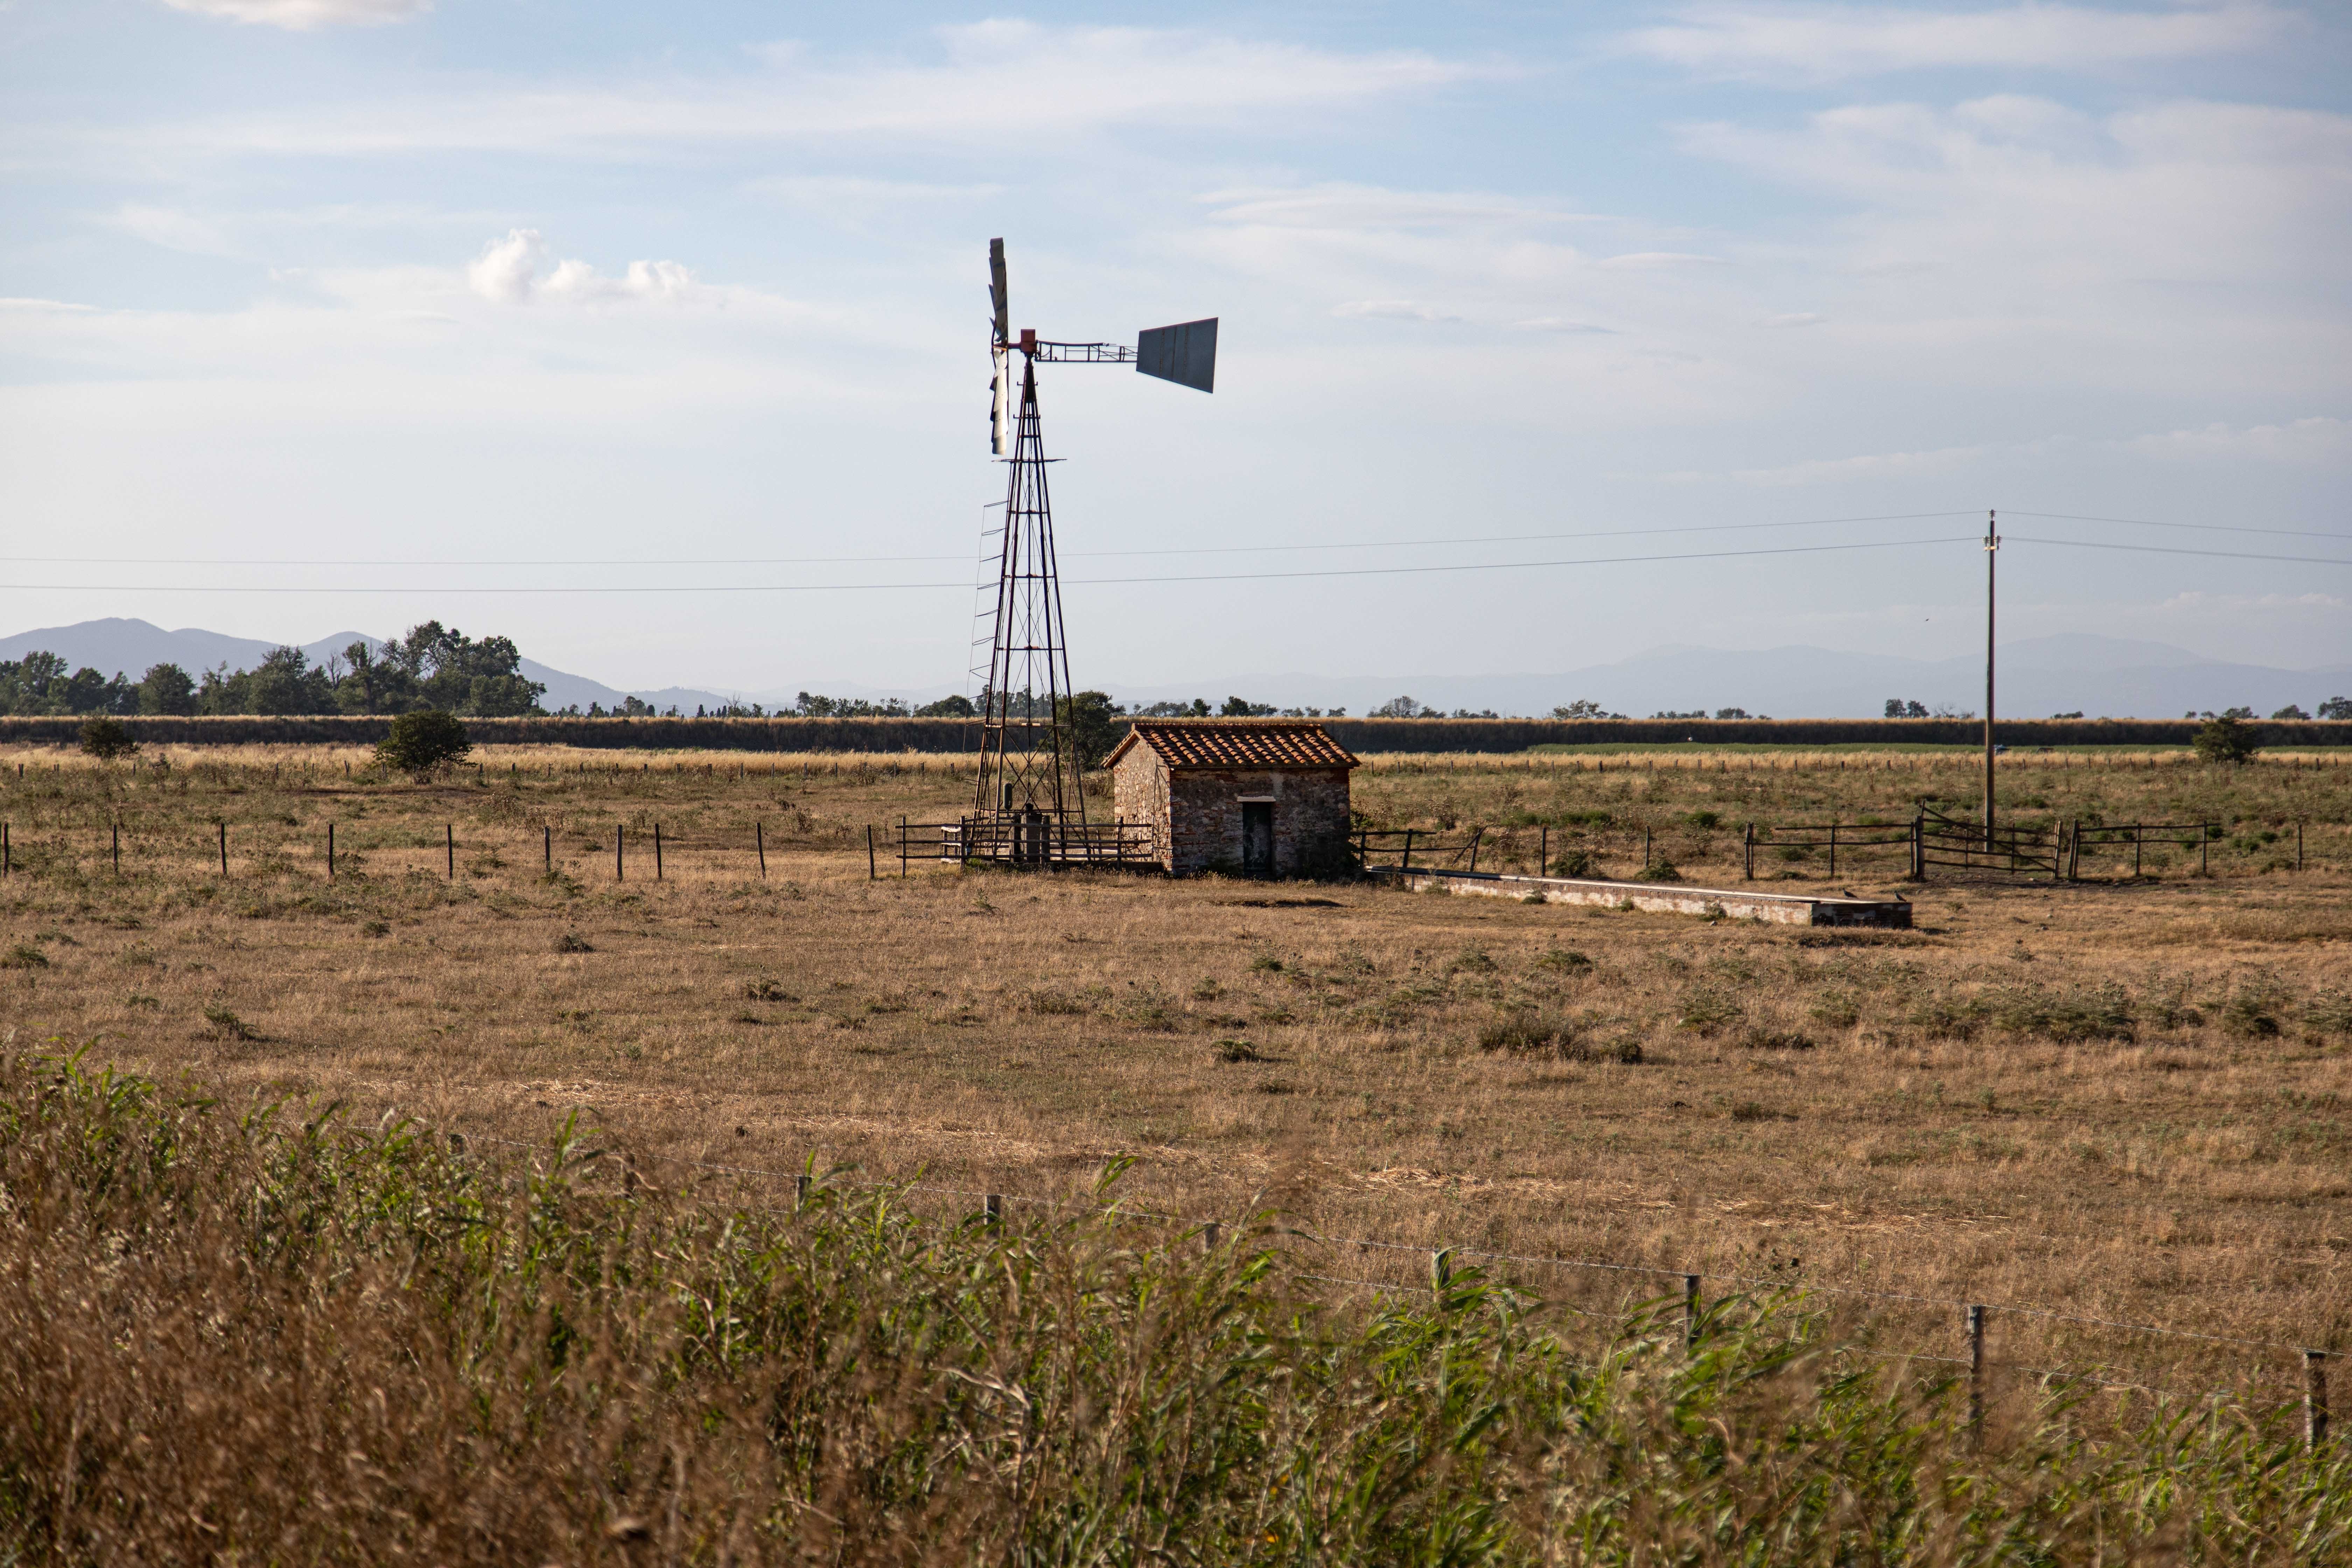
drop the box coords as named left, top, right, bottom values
left=4, top=740, right=2349, bottom=1418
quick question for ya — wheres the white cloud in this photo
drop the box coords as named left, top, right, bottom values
left=1729, top=441, right=1995, bottom=486
left=1600, top=252, right=1725, bottom=268
left=2126, top=416, right=2352, bottom=462
left=466, top=231, right=700, bottom=306
left=465, top=229, right=545, bottom=304
left=1621, top=2, right=2289, bottom=85
left=1202, top=184, right=1603, bottom=232
left=1332, top=300, right=1461, bottom=322
left=126, top=24, right=1481, bottom=157
left=160, top=0, right=431, bottom=30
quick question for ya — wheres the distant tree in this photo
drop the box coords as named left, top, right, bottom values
left=1714, top=708, right=1750, bottom=721
left=916, top=694, right=976, bottom=717
left=138, top=662, right=197, bottom=716
left=1057, top=690, right=1124, bottom=769
left=1450, top=708, right=1499, bottom=719
left=1370, top=696, right=1423, bottom=718
left=376, top=710, right=471, bottom=776
left=1883, top=698, right=1903, bottom=718
left=1220, top=696, right=1277, bottom=716
left=2320, top=696, right=2352, bottom=721
left=2193, top=714, right=2260, bottom=764
left=80, top=715, right=138, bottom=760
left=2272, top=704, right=2311, bottom=720
left=2220, top=706, right=2256, bottom=721
left=247, top=647, right=336, bottom=715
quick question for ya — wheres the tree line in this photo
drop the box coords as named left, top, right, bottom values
left=0, top=623, right=545, bottom=718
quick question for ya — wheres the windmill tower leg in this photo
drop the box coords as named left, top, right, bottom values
left=973, top=357, right=1086, bottom=855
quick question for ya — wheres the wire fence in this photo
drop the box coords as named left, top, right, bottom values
left=397, top=1115, right=2334, bottom=1449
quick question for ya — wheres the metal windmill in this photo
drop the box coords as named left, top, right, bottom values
left=968, top=237, right=1216, bottom=857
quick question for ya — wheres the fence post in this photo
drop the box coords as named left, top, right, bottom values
left=900, top=816, right=909, bottom=878
left=1828, top=824, right=1838, bottom=880
left=1643, top=826, right=1651, bottom=872
left=2309, top=1350, right=2331, bottom=1451
left=219, top=821, right=228, bottom=875
left=2297, top=822, right=2304, bottom=872
left=1744, top=823, right=1755, bottom=880
left=616, top=825, right=624, bottom=882
left=1912, top=814, right=1924, bottom=880
left=984, top=1193, right=1002, bottom=1228
left=866, top=825, right=877, bottom=881
left=1540, top=824, right=1549, bottom=876
left=1401, top=828, right=1414, bottom=874
left=328, top=821, right=335, bottom=880
left=1967, top=1305, right=1987, bottom=1447
left=756, top=820, right=766, bottom=878
left=1468, top=827, right=1483, bottom=873
left=544, top=824, right=551, bottom=872
left=654, top=823, right=663, bottom=881
left=446, top=823, right=454, bottom=880
left=1684, top=1273, right=1701, bottom=1348
left=3, top=822, right=8, bottom=878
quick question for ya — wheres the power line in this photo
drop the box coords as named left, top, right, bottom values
left=2003, top=510, right=2351, bottom=544
left=2, top=533, right=2344, bottom=598
left=0, top=534, right=1982, bottom=593
left=0, top=511, right=1982, bottom=569
left=2005, top=535, right=2352, bottom=568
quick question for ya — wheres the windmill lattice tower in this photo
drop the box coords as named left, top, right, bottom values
left=966, top=238, right=1216, bottom=860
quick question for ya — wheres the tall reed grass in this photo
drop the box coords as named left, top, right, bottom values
left=2, top=1046, right=2344, bottom=1563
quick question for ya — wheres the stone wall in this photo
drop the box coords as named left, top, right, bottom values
left=1111, top=761, right=1349, bottom=876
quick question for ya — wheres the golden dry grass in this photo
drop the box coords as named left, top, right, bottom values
left=4, top=740, right=2348, bottom=1413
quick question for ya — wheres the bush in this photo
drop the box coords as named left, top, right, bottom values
left=1550, top=848, right=1598, bottom=879
left=79, top=716, right=138, bottom=761
left=375, top=709, right=471, bottom=776
left=2193, top=714, right=2259, bottom=764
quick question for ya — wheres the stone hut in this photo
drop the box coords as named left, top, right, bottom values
left=1106, top=719, right=1359, bottom=877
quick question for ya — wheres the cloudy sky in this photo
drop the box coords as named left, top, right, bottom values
left=3, top=0, right=2347, bottom=696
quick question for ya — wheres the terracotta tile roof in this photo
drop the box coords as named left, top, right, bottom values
left=1106, top=719, right=1360, bottom=771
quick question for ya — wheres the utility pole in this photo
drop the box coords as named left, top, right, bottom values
left=1984, top=510, right=1999, bottom=846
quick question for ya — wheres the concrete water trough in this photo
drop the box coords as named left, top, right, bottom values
left=1368, top=866, right=1912, bottom=928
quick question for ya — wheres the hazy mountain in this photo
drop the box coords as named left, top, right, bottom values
left=6, top=619, right=2344, bottom=720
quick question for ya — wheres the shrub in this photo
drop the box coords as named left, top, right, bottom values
left=2304, top=992, right=2352, bottom=1037
left=1537, top=949, right=1594, bottom=973
left=79, top=716, right=138, bottom=761
left=1808, top=990, right=1861, bottom=1029
left=2221, top=982, right=2286, bottom=1038
left=1738, top=1027, right=1817, bottom=1052
left=1212, top=1039, right=1264, bottom=1063
left=1988, top=984, right=2135, bottom=1043
left=1021, top=988, right=1088, bottom=1016
left=1476, top=1010, right=1556, bottom=1054
left=201, top=1002, right=257, bottom=1041
left=743, top=979, right=794, bottom=1002
left=2192, top=714, right=2259, bottom=764
left=1676, top=988, right=1743, bottom=1035
left=1550, top=848, right=1598, bottom=879
left=3, top=943, right=50, bottom=969
left=375, top=709, right=471, bottom=776
left=556, top=932, right=595, bottom=954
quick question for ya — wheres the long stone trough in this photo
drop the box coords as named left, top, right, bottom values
left=1368, top=866, right=1913, bottom=928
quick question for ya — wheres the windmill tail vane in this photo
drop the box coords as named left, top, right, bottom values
left=967, top=238, right=1217, bottom=860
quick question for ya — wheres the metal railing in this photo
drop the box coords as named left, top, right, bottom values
left=878, top=814, right=1157, bottom=875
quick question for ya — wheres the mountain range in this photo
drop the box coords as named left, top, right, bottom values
left=3, top=619, right=2345, bottom=721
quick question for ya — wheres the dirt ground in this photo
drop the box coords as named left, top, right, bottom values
left=3, top=741, right=2347, bottom=1411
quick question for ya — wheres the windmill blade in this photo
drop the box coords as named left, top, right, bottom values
left=988, top=238, right=1009, bottom=347
left=1136, top=317, right=1216, bottom=393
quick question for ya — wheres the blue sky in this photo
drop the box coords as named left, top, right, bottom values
left=3, top=0, right=2347, bottom=696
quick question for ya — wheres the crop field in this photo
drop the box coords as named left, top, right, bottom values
left=3, top=739, right=2349, bottom=1420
